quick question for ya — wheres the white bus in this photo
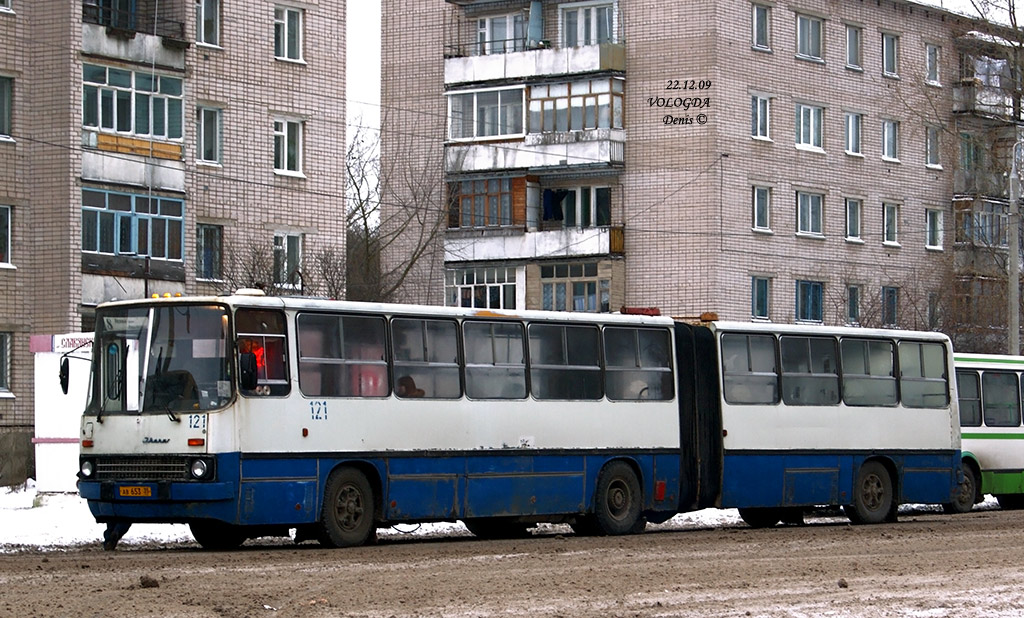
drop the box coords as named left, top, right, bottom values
left=953, top=353, right=1024, bottom=510
left=71, top=293, right=963, bottom=548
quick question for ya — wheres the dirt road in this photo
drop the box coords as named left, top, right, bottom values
left=3, top=508, right=1024, bottom=617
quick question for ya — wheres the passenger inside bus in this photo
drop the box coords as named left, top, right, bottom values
left=396, top=376, right=425, bottom=398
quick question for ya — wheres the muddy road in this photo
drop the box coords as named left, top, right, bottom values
left=3, top=507, right=1024, bottom=617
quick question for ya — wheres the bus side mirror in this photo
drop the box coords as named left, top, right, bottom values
left=239, top=352, right=258, bottom=391
left=59, top=357, right=70, bottom=395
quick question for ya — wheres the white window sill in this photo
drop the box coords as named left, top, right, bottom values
left=883, top=72, right=900, bottom=80
left=926, top=80, right=942, bottom=88
left=0, top=135, right=14, bottom=144
left=795, top=319, right=824, bottom=325
left=845, top=150, right=864, bottom=158
left=795, top=144, right=825, bottom=154
left=196, top=160, right=223, bottom=168
left=845, top=64, right=863, bottom=72
left=196, top=42, right=224, bottom=51
left=275, top=56, right=308, bottom=66
left=751, top=316, right=772, bottom=322
left=0, top=391, right=14, bottom=399
left=845, top=237, right=864, bottom=245
left=883, top=241, right=901, bottom=248
left=796, top=232, right=826, bottom=240
left=926, top=163, right=943, bottom=171
left=0, top=7, right=13, bottom=16
left=752, top=227, right=774, bottom=235
left=926, top=245, right=944, bottom=252
left=751, top=135, right=773, bottom=143
left=752, top=45, right=772, bottom=53
left=273, top=169, right=307, bottom=179
left=795, top=54, right=825, bottom=64
left=196, top=277, right=226, bottom=283
left=882, top=156, right=901, bottom=164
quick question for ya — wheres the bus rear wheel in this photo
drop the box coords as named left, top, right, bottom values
left=463, top=517, right=531, bottom=539
left=738, top=508, right=781, bottom=528
left=319, top=467, right=376, bottom=548
left=593, top=461, right=644, bottom=535
left=844, top=461, right=894, bottom=525
left=189, top=520, right=247, bottom=550
left=943, top=464, right=978, bottom=514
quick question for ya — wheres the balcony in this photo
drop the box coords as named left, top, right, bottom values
left=445, top=42, right=625, bottom=86
left=954, top=169, right=1007, bottom=198
left=444, top=226, right=624, bottom=263
left=82, top=0, right=187, bottom=43
left=446, top=128, right=625, bottom=173
left=954, top=81, right=1023, bottom=121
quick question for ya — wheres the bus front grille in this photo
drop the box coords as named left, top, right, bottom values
left=94, top=456, right=190, bottom=481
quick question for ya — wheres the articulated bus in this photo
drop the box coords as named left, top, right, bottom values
left=954, top=353, right=1024, bottom=510
left=72, top=292, right=962, bottom=549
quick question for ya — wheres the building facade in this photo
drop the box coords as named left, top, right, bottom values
left=382, top=0, right=1005, bottom=334
left=0, top=0, right=346, bottom=482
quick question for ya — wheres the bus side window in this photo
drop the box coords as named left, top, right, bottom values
left=720, top=333, right=778, bottom=405
left=236, top=309, right=290, bottom=396
left=956, top=370, right=982, bottom=427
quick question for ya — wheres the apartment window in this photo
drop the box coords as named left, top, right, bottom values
left=478, top=14, right=526, bottom=55
left=797, top=191, right=823, bottom=235
left=882, top=286, right=899, bottom=326
left=960, top=133, right=982, bottom=171
left=926, top=209, right=943, bottom=249
left=274, top=6, right=303, bottom=60
left=846, top=24, right=862, bottom=68
left=796, top=280, right=823, bottom=322
left=926, top=125, right=941, bottom=167
left=81, top=189, right=184, bottom=260
left=562, top=2, right=614, bottom=47
left=752, top=276, right=770, bottom=319
left=926, top=44, right=940, bottom=84
left=273, top=118, right=302, bottom=173
left=528, top=78, right=624, bottom=133
left=752, top=4, right=770, bottom=50
left=449, top=178, right=514, bottom=229
left=0, top=76, right=10, bottom=137
left=751, top=95, right=770, bottom=139
left=196, top=223, right=222, bottom=280
left=845, top=198, right=862, bottom=240
left=957, top=201, right=1007, bottom=247
left=82, top=64, right=183, bottom=140
left=795, top=103, right=823, bottom=149
left=83, top=0, right=134, bottom=29
left=0, top=332, right=8, bottom=392
left=449, top=87, right=525, bottom=140
left=273, top=233, right=302, bottom=287
left=446, top=267, right=517, bottom=309
left=847, top=285, right=860, bottom=324
left=196, top=0, right=220, bottom=46
left=0, top=206, right=9, bottom=264
left=541, top=186, right=611, bottom=228
left=882, top=119, right=899, bottom=160
left=882, top=33, right=899, bottom=76
left=883, top=202, right=899, bottom=245
left=541, top=261, right=610, bottom=313
left=197, top=106, right=222, bottom=164
left=0, top=0, right=9, bottom=9
left=844, top=112, right=862, bottom=154
left=796, top=14, right=823, bottom=60
left=753, top=186, right=771, bottom=230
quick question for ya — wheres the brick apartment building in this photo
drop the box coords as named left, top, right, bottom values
left=0, top=0, right=346, bottom=482
left=380, top=0, right=1019, bottom=341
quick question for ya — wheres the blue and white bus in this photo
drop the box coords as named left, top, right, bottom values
left=72, top=292, right=962, bottom=548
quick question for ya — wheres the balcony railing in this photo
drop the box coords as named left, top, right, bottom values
left=82, top=1, right=186, bottom=41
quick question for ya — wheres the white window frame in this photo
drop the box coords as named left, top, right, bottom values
left=752, top=4, right=770, bottom=50
left=82, top=64, right=184, bottom=141
left=0, top=0, right=11, bottom=11
left=797, top=191, right=823, bottom=236
left=847, top=285, right=860, bottom=325
left=195, top=0, right=220, bottom=46
left=448, top=86, right=526, bottom=142
left=796, top=14, right=823, bottom=61
left=0, top=76, right=10, bottom=138
left=845, top=197, right=862, bottom=241
left=197, top=105, right=222, bottom=164
left=926, top=208, right=943, bottom=249
left=882, top=32, right=899, bottom=77
left=446, top=267, right=518, bottom=309
left=753, top=186, right=771, bottom=231
left=273, top=117, right=303, bottom=175
left=752, top=276, right=771, bottom=319
left=844, top=112, right=862, bottom=155
left=477, top=13, right=527, bottom=55
left=926, top=125, right=941, bottom=168
left=882, top=119, right=899, bottom=161
left=846, top=24, right=862, bottom=69
left=751, top=94, right=770, bottom=139
left=795, top=103, right=823, bottom=150
left=0, top=205, right=10, bottom=266
left=560, top=1, right=615, bottom=48
left=883, top=202, right=900, bottom=245
left=273, top=232, right=302, bottom=288
left=196, top=223, right=223, bottom=281
left=796, top=279, right=824, bottom=323
left=0, top=332, right=9, bottom=393
left=274, top=6, right=303, bottom=61
left=882, top=286, right=899, bottom=326
left=926, top=43, right=941, bottom=85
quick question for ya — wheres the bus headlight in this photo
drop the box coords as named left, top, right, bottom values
left=190, top=458, right=210, bottom=479
left=80, top=460, right=94, bottom=479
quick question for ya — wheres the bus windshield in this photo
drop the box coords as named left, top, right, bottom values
left=86, top=304, right=232, bottom=416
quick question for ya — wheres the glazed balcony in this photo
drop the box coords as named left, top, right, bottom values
left=444, top=226, right=624, bottom=262
left=446, top=128, right=625, bottom=173
left=445, top=42, right=625, bottom=86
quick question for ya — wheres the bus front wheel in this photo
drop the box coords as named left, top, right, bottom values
left=320, top=467, right=376, bottom=548
left=943, top=464, right=978, bottom=514
left=593, top=461, right=645, bottom=535
left=844, top=461, right=894, bottom=525
left=189, top=520, right=247, bottom=550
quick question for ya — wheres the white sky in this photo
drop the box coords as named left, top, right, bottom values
left=346, top=0, right=382, bottom=140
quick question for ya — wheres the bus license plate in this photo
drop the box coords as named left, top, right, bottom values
left=119, top=486, right=152, bottom=498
